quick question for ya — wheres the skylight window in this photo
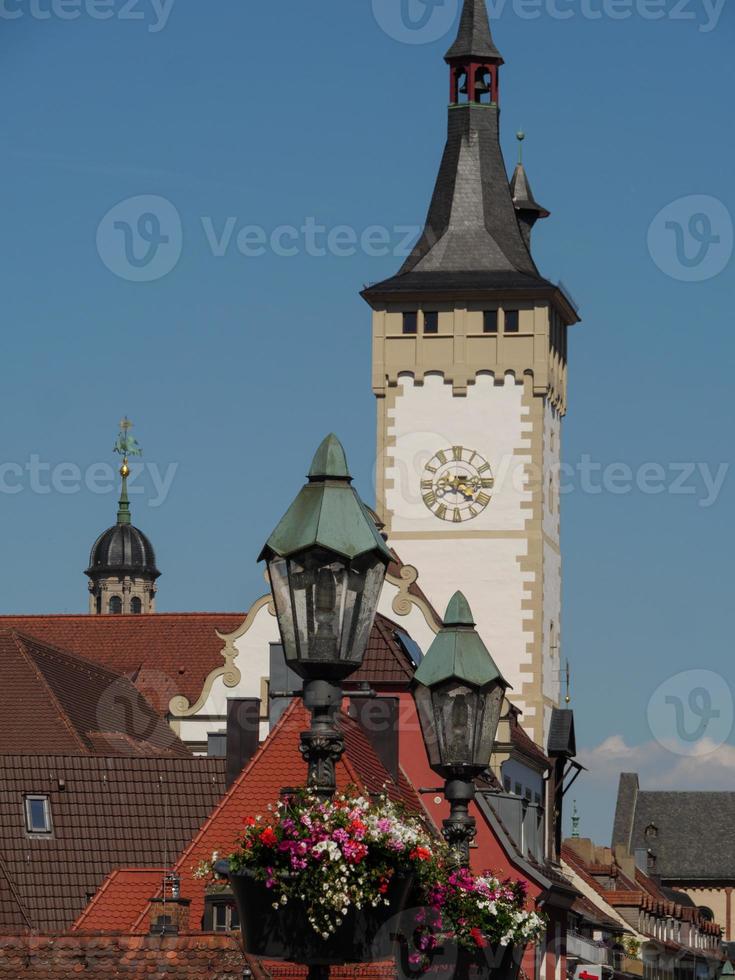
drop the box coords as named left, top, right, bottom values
left=394, top=630, right=424, bottom=667
left=25, top=795, right=51, bottom=835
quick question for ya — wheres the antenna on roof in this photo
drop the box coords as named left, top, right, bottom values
left=565, top=659, right=571, bottom=704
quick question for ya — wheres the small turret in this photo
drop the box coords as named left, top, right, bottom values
left=510, top=132, right=550, bottom=249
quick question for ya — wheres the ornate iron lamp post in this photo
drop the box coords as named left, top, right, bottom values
left=259, top=433, right=392, bottom=798
left=412, top=592, right=509, bottom=868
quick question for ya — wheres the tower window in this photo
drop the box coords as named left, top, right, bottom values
left=483, top=310, right=498, bottom=334
left=504, top=310, right=519, bottom=333
left=25, top=795, right=52, bottom=835
left=402, top=312, right=417, bottom=335
left=423, top=311, right=439, bottom=334
left=131, top=597, right=142, bottom=615
left=109, top=596, right=123, bottom=615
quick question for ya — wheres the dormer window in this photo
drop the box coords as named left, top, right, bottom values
left=25, top=795, right=52, bottom=835
left=402, top=312, right=417, bottom=335
left=424, top=311, right=439, bottom=334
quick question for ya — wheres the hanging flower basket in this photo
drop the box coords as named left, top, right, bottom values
left=224, top=864, right=412, bottom=964
left=215, top=789, right=435, bottom=965
left=204, top=789, right=544, bottom=970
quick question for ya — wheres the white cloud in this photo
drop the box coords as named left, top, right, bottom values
left=578, top=735, right=735, bottom=790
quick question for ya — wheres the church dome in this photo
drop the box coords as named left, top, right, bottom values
left=86, top=523, right=160, bottom=579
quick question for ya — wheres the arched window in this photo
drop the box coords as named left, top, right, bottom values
left=457, top=71, right=469, bottom=104
left=131, top=597, right=142, bottom=615
left=109, top=596, right=123, bottom=615
left=698, top=907, right=714, bottom=922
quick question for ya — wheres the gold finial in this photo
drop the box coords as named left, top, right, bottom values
left=120, top=459, right=130, bottom=478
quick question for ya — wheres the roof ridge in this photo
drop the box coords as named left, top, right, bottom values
left=6, top=632, right=90, bottom=755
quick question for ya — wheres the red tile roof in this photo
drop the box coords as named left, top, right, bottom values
left=128, top=699, right=433, bottom=935
left=0, top=934, right=246, bottom=978
left=0, top=614, right=245, bottom=713
left=348, top=614, right=415, bottom=687
left=72, top=869, right=166, bottom=934
left=0, top=754, right=226, bottom=935
left=0, top=611, right=420, bottom=714
left=0, top=631, right=191, bottom=758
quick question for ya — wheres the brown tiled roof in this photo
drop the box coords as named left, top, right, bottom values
left=72, top=869, right=166, bottom=934
left=0, top=631, right=190, bottom=758
left=0, top=610, right=421, bottom=711
left=0, top=614, right=245, bottom=713
left=348, top=614, right=415, bottom=687
left=129, top=700, right=434, bottom=935
left=0, top=934, right=246, bottom=977
left=508, top=709, right=551, bottom=768
left=0, top=755, right=226, bottom=935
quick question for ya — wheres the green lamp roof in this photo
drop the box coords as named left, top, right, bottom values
left=721, top=963, right=735, bottom=977
left=413, top=591, right=509, bottom=689
left=260, top=435, right=393, bottom=563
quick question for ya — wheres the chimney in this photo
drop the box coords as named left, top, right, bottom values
left=149, top=874, right=190, bottom=935
left=350, top=697, right=399, bottom=781
left=226, top=698, right=261, bottom=789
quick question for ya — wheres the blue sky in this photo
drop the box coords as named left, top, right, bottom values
left=1, top=0, right=733, bottom=842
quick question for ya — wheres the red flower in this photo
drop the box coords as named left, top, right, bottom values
left=243, top=817, right=256, bottom=827
left=259, top=827, right=278, bottom=847
left=410, top=846, right=432, bottom=862
left=470, top=928, right=488, bottom=949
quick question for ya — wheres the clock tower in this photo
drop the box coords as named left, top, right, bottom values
left=362, top=0, right=580, bottom=747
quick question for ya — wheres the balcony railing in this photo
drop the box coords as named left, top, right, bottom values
left=566, top=932, right=615, bottom=966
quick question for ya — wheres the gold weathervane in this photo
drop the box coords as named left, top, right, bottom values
left=113, top=416, right=143, bottom=476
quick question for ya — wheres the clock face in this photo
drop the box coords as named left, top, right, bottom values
left=421, top=446, right=494, bottom=523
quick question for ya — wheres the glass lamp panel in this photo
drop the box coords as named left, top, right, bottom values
left=267, top=556, right=298, bottom=662
left=268, top=548, right=385, bottom=678
left=474, top=682, right=505, bottom=765
left=433, top=681, right=480, bottom=770
left=338, top=555, right=386, bottom=666
left=414, top=683, right=442, bottom=769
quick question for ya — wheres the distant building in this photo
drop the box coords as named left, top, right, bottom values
left=613, top=772, right=735, bottom=941
left=563, top=837, right=722, bottom=980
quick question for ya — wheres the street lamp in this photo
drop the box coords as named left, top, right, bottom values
left=412, top=592, right=509, bottom=867
left=260, top=434, right=392, bottom=798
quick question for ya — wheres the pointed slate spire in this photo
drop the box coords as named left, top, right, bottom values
left=445, top=0, right=503, bottom=63
left=510, top=132, right=550, bottom=249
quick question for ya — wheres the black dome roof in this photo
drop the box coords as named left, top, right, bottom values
left=86, top=523, right=160, bottom=579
